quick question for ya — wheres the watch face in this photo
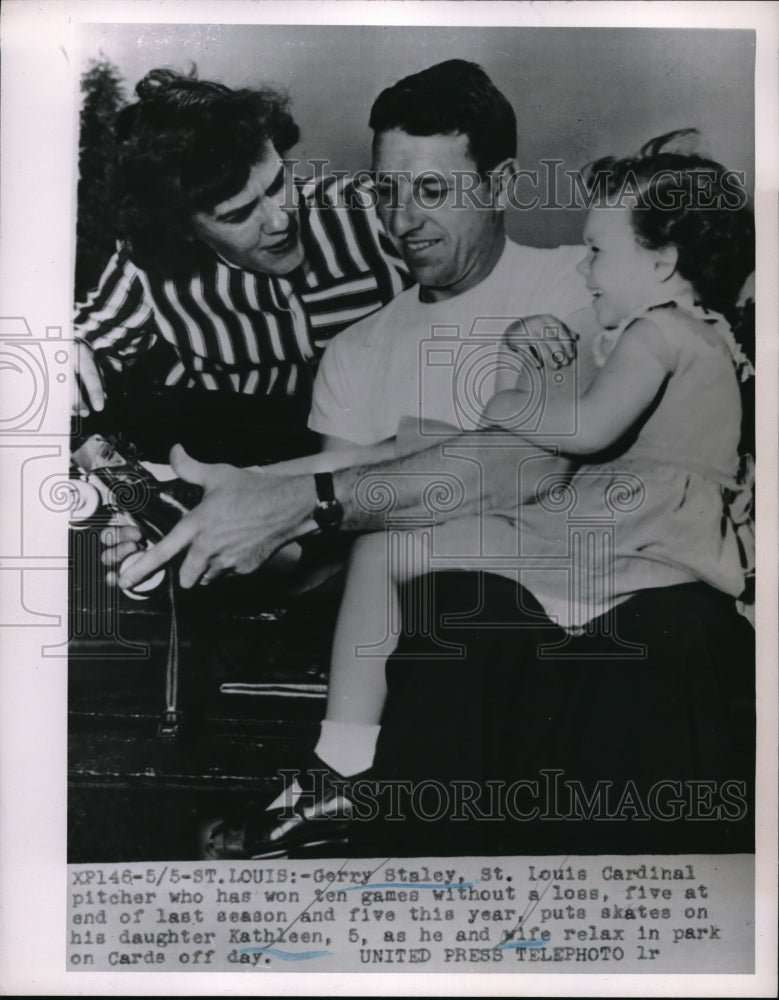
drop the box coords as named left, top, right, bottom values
left=313, top=498, right=344, bottom=532
left=313, top=472, right=343, bottom=531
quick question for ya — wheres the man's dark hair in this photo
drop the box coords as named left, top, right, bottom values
left=368, top=59, right=516, bottom=175
left=114, top=68, right=300, bottom=274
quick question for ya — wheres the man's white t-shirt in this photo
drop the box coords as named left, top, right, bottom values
left=309, top=238, right=591, bottom=445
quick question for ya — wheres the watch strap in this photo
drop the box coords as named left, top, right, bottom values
left=314, top=472, right=336, bottom=503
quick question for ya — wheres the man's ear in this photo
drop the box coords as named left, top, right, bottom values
left=490, top=157, right=521, bottom=210
left=654, top=243, right=679, bottom=282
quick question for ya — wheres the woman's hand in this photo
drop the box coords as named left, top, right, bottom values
left=100, top=523, right=144, bottom=586
left=72, top=339, right=107, bottom=416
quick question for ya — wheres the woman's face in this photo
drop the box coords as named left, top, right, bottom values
left=190, top=143, right=304, bottom=276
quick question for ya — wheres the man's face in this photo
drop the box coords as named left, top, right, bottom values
left=190, top=142, right=304, bottom=275
left=373, top=129, right=505, bottom=301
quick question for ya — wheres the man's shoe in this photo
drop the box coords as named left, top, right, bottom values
left=200, top=755, right=367, bottom=860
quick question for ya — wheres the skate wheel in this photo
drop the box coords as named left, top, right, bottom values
left=68, top=479, right=101, bottom=526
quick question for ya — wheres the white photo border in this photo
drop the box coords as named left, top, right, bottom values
left=0, top=1, right=776, bottom=995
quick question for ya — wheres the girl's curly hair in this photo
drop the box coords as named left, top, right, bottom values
left=114, top=68, right=300, bottom=275
left=585, top=129, right=754, bottom=321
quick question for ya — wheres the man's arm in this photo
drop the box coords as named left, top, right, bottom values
left=117, top=433, right=571, bottom=591
left=251, top=434, right=398, bottom=475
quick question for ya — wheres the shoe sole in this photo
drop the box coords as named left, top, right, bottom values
left=249, top=836, right=349, bottom=860
left=201, top=826, right=350, bottom=862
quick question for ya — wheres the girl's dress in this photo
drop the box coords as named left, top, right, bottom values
left=418, top=294, right=754, bottom=630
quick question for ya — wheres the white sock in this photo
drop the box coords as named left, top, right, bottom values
left=314, top=720, right=381, bottom=777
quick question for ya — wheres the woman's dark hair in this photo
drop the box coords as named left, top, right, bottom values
left=114, top=68, right=300, bottom=274
left=585, top=129, right=754, bottom=320
left=369, top=59, right=516, bottom=176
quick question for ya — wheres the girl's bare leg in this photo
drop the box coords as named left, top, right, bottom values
left=305, top=529, right=433, bottom=779
left=325, top=530, right=430, bottom=724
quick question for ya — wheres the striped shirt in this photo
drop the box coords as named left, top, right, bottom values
left=74, top=175, right=411, bottom=396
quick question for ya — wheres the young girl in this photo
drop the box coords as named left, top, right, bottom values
left=204, top=130, right=755, bottom=859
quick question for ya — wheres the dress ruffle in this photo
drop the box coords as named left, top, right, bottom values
left=592, top=294, right=755, bottom=382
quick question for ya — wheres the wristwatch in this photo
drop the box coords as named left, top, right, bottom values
left=312, top=472, right=344, bottom=533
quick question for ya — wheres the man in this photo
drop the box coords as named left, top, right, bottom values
left=118, top=61, right=753, bottom=859
left=309, top=60, right=590, bottom=451
left=114, top=60, right=590, bottom=856
left=73, top=67, right=410, bottom=462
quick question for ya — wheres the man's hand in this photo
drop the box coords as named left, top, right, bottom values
left=73, top=339, right=106, bottom=415
left=503, top=314, right=578, bottom=370
left=116, top=445, right=315, bottom=591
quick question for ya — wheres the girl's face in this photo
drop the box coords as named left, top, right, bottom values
left=577, top=207, right=667, bottom=328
